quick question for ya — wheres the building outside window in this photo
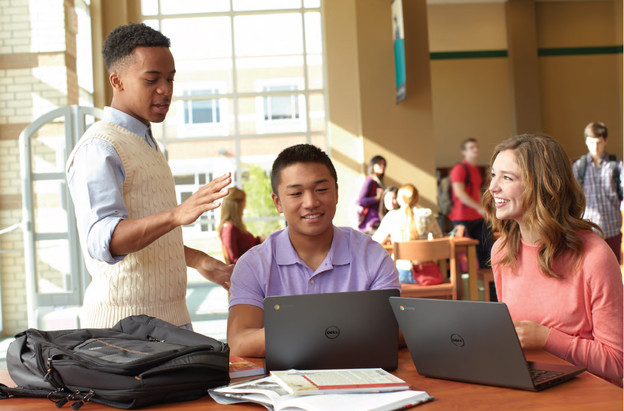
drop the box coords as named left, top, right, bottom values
left=141, top=0, right=328, bottom=279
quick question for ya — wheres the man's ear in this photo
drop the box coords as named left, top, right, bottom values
left=109, top=72, right=123, bottom=91
left=335, top=183, right=339, bottom=204
left=272, top=192, right=283, bottom=214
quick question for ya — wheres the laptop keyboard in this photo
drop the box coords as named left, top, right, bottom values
left=530, top=369, right=564, bottom=384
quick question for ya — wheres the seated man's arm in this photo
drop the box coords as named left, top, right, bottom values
left=227, top=304, right=266, bottom=357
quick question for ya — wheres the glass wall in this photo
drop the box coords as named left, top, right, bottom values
left=141, top=0, right=327, bottom=276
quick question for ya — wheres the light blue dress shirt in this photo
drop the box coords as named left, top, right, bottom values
left=66, top=107, right=159, bottom=263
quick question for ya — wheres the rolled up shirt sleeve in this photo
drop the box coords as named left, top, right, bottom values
left=67, top=138, right=127, bottom=264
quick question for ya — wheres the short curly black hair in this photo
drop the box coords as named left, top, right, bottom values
left=270, top=144, right=337, bottom=195
left=102, top=23, right=170, bottom=71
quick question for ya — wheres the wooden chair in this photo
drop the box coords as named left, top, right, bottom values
left=392, top=237, right=460, bottom=300
left=478, top=268, right=495, bottom=301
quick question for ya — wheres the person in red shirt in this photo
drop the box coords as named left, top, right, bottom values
left=218, top=187, right=262, bottom=264
left=449, top=138, right=493, bottom=268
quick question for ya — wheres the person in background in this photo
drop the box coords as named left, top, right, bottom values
left=227, top=144, right=400, bottom=357
left=66, top=23, right=232, bottom=328
left=218, top=187, right=262, bottom=264
left=572, top=121, right=623, bottom=264
left=379, top=186, right=399, bottom=220
left=484, top=134, right=623, bottom=385
left=373, top=184, right=443, bottom=283
left=449, top=138, right=493, bottom=268
left=356, top=155, right=386, bottom=233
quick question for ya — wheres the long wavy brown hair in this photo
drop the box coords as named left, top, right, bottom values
left=218, top=187, right=249, bottom=234
left=482, top=134, right=601, bottom=278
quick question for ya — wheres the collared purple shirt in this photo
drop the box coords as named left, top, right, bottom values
left=573, top=153, right=623, bottom=238
left=229, top=226, right=400, bottom=310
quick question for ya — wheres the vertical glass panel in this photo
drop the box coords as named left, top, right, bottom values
left=236, top=55, right=304, bottom=94
left=160, top=0, right=230, bottom=14
left=304, top=0, right=320, bottom=8
left=304, top=12, right=322, bottom=54
left=174, top=58, right=234, bottom=95
left=161, top=97, right=234, bottom=138
left=237, top=94, right=306, bottom=135
left=33, top=181, right=68, bottom=234
left=308, top=93, right=326, bottom=132
left=306, top=54, right=324, bottom=90
left=35, top=239, right=71, bottom=294
left=233, top=0, right=301, bottom=12
left=75, top=2, right=93, bottom=93
left=234, top=14, right=303, bottom=57
left=162, top=17, right=232, bottom=60
left=141, top=0, right=158, bottom=15
left=304, top=12, right=323, bottom=90
left=30, top=123, right=67, bottom=173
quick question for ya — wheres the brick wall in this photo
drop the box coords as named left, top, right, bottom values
left=0, top=0, right=81, bottom=336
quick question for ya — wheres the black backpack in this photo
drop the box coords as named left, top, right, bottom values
left=0, top=315, right=230, bottom=409
left=437, top=162, right=470, bottom=216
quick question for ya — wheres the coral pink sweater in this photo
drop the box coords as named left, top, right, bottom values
left=492, top=231, right=623, bottom=385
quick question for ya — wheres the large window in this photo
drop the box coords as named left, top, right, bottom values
left=141, top=0, right=327, bottom=269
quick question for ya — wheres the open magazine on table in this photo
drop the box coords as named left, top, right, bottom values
left=209, top=374, right=433, bottom=411
left=270, top=368, right=411, bottom=396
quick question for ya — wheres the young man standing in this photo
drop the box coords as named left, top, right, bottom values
left=66, top=23, right=232, bottom=328
left=573, top=122, right=623, bottom=263
left=227, top=144, right=400, bottom=357
left=449, top=138, right=492, bottom=269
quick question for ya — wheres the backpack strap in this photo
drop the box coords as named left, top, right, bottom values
left=607, top=154, right=623, bottom=201
left=577, top=155, right=587, bottom=186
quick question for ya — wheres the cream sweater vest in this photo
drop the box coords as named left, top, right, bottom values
left=68, top=121, right=190, bottom=328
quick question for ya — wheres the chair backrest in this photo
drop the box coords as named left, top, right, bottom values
left=392, top=238, right=458, bottom=299
left=392, top=237, right=455, bottom=264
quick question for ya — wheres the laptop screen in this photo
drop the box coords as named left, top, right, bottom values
left=264, top=289, right=400, bottom=371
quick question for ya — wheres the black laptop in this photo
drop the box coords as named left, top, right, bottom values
left=264, top=289, right=400, bottom=372
left=389, top=297, right=586, bottom=391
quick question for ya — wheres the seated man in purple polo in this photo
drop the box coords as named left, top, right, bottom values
left=227, top=144, right=401, bottom=357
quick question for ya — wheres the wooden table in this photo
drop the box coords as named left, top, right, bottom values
left=0, top=349, right=620, bottom=410
left=452, top=236, right=480, bottom=301
left=384, top=237, right=480, bottom=301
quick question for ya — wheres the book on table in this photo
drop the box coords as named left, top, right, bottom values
left=269, top=368, right=410, bottom=396
left=229, top=355, right=266, bottom=379
left=209, top=376, right=432, bottom=411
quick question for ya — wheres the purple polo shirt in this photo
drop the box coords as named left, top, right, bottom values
left=228, top=225, right=400, bottom=310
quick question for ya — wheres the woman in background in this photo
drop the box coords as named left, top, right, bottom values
left=218, top=187, right=261, bottom=264
left=356, top=155, right=386, bottom=233
left=373, top=184, right=443, bottom=283
left=379, top=186, right=399, bottom=220
left=484, top=134, right=622, bottom=385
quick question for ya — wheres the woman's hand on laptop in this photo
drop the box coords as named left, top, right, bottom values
left=513, top=320, right=550, bottom=350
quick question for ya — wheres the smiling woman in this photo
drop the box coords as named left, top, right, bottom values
left=482, top=134, right=623, bottom=385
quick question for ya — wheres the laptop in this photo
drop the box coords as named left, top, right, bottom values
left=389, top=297, right=586, bottom=391
left=264, top=289, right=400, bottom=372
